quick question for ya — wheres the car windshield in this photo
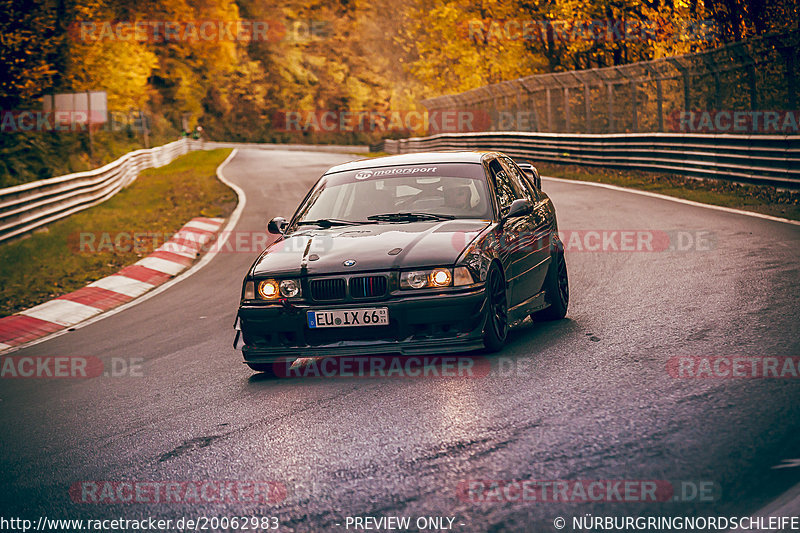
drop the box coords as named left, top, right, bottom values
left=293, top=163, right=492, bottom=226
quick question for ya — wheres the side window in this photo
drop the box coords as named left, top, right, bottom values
left=488, top=158, right=521, bottom=212
left=502, top=157, right=538, bottom=201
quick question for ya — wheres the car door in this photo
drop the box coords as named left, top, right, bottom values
left=500, top=156, right=551, bottom=300
left=486, top=157, right=528, bottom=308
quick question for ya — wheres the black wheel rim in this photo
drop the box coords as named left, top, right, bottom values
left=556, top=252, right=569, bottom=305
left=489, top=270, right=508, bottom=340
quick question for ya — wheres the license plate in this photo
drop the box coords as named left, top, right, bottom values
left=307, top=308, right=389, bottom=328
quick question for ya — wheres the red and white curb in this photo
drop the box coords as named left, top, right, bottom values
left=0, top=217, right=224, bottom=353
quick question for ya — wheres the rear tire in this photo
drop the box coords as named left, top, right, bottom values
left=532, top=244, right=569, bottom=321
left=482, top=264, right=509, bottom=352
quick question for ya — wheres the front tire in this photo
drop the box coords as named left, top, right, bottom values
left=532, top=244, right=569, bottom=321
left=482, top=264, right=509, bottom=352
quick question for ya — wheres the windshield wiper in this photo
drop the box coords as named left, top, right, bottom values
left=296, top=218, right=368, bottom=228
left=367, top=212, right=456, bottom=222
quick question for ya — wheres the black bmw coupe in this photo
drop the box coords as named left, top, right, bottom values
left=234, top=151, right=568, bottom=372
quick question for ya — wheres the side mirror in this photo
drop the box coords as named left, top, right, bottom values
left=503, top=199, right=533, bottom=221
left=531, top=167, right=541, bottom=190
left=517, top=162, right=542, bottom=190
left=267, top=216, right=287, bottom=235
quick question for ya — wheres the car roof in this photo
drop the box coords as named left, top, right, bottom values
left=325, top=151, right=499, bottom=174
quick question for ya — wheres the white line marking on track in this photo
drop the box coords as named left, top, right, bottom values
left=182, top=220, right=222, bottom=232
left=19, top=299, right=103, bottom=326
left=542, top=176, right=800, bottom=226
left=88, top=275, right=155, bottom=298
left=135, top=256, right=186, bottom=276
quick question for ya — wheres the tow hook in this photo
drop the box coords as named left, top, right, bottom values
left=281, top=299, right=301, bottom=314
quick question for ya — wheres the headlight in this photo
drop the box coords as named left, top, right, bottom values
left=257, top=279, right=280, bottom=299
left=280, top=279, right=301, bottom=298
left=403, top=271, right=429, bottom=289
left=401, top=268, right=456, bottom=289
left=430, top=268, right=452, bottom=287
left=250, top=279, right=302, bottom=300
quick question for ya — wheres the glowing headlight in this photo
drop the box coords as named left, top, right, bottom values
left=430, top=268, right=452, bottom=287
left=257, top=279, right=280, bottom=299
left=401, top=268, right=455, bottom=289
left=279, top=279, right=301, bottom=298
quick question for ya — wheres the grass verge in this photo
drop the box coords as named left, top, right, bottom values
left=0, top=149, right=236, bottom=317
left=532, top=162, right=800, bottom=221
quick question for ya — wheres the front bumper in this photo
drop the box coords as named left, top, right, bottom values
left=236, top=285, right=488, bottom=360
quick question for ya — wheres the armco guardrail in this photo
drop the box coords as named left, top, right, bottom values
left=0, top=140, right=369, bottom=243
left=0, top=138, right=197, bottom=243
left=373, top=132, right=800, bottom=188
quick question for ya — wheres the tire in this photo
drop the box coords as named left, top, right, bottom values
left=246, top=363, right=277, bottom=376
left=482, top=264, right=509, bottom=352
left=532, top=245, right=569, bottom=321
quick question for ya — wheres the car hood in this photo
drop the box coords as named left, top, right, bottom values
left=251, top=219, right=491, bottom=276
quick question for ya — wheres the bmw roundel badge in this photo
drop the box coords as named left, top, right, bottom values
left=343, top=259, right=357, bottom=267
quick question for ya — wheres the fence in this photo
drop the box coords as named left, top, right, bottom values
left=372, top=132, right=800, bottom=188
left=420, top=30, right=800, bottom=135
